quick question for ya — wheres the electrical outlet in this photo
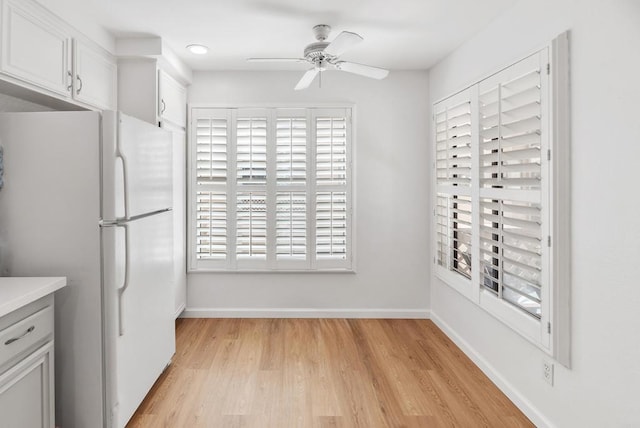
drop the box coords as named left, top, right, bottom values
left=542, top=360, right=554, bottom=386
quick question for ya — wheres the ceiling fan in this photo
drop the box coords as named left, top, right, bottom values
left=247, top=24, right=390, bottom=90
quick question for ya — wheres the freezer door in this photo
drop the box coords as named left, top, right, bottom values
left=102, top=111, right=173, bottom=220
left=102, top=210, right=175, bottom=428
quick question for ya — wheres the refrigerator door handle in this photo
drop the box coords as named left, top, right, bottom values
left=115, top=129, right=130, bottom=220
left=115, top=223, right=130, bottom=337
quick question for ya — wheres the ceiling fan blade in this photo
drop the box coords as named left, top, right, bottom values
left=247, top=58, right=307, bottom=62
left=295, top=68, right=320, bottom=90
left=335, top=61, right=389, bottom=79
left=324, top=31, right=363, bottom=56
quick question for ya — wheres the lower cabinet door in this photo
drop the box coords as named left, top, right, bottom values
left=0, top=342, right=54, bottom=428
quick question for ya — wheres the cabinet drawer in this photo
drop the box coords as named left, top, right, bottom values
left=0, top=306, right=53, bottom=367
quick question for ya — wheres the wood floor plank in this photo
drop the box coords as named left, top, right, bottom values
left=128, top=319, right=534, bottom=427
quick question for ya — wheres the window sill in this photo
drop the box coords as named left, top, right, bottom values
left=188, top=268, right=356, bottom=274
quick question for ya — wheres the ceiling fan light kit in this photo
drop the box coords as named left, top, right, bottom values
left=247, top=24, right=389, bottom=90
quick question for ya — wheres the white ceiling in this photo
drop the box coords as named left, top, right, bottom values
left=43, top=0, right=515, bottom=71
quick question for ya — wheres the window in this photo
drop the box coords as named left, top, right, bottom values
left=433, top=35, right=570, bottom=364
left=189, top=107, right=353, bottom=271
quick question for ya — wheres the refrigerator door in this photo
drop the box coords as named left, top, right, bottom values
left=102, top=111, right=173, bottom=220
left=102, top=209, right=175, bottom=428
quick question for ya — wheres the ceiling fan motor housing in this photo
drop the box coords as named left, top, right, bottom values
left=304, top=25, right=336, bottom=65
left=304, top=42, right=332, bottom=60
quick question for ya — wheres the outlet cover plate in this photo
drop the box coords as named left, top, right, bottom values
left=543, top=360, right=554, bottom=386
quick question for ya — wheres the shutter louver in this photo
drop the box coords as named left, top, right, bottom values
left=316, top=117, right=347, bottom=186
left=277, top=118, right=307, bottom=185
left=435, top=194, right=471, bottom=278
left=236, top=192, right=267, bottom=259
left=276, top=192, right=306, bottom=259
left=480, top=198, right=542, bottom=318
left=316, top=191, right=347, bottom=259
left=195, top=192, right=227, bottom=259
left=480, top=67, right=542, bottom=190
left=237, top=118, right=267, bottom=185
left=436, top=100, right=472, bottom=186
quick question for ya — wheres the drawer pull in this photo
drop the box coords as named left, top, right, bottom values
left=4, top=326, right=35, bottom=345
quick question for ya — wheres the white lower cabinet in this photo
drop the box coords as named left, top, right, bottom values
left=0, top=342, right=53, bottom=428
left=0, top=298, right=55, bottom=428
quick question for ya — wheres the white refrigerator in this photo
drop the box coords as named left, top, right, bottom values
left=0, top=110, right=176, bottom=428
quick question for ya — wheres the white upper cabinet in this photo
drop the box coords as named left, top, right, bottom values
left=0, top=0, right=117, bottom=110
left=158, top=70, right=186, bottom=128
left=73, top=39, right=117, bottom=110
left=1, top=0, right=72, bottom=97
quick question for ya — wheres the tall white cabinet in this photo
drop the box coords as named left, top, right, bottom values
left=118, top=59, right=188, bottom=317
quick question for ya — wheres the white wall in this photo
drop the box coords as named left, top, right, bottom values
left=428, top=0, right=640, bottom=426
left=186, top=70, right=430, bottom=317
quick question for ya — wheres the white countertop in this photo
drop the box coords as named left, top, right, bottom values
left=0, top=277, right=67, bottom=318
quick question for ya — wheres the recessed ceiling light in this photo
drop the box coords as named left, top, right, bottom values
left=186, top=44, right=208, bottom=55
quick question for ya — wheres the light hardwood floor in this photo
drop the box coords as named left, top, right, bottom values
left=128, top=318, right=533, bottom=427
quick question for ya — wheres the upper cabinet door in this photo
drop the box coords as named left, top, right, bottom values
left=1, top=0, right=72, bottom=97
left=73, top=39, right=117, bottom=110
left=158, top=70, right=187, bottom=128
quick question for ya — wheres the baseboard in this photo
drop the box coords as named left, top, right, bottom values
left=174, top=302, right=186, bottom=320
left=181, top=307, right=430, bottom=319
left=430, top=311, right=553, bottom=428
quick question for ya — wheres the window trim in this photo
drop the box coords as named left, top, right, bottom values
left=432, top=33, right=570, bottom=367
left=187, top=103, right=356, bottom=274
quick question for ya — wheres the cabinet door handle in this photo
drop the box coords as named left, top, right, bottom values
left=67, top=71, right=73, bottom=92
left=4, top=326, right=35, bottom=345
left=76, top=75, right=83, bottom=94
left=161, top=99, right=166, bottom=114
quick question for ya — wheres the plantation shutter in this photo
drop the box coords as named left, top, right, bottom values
left=276, top=116, right=307, bottom=185
left=477, top=51, right=548, bottom=319
left=192, top=109, right=230, bottom=266
left=316, top=116, right=347, bottom=186
left=434, top=89, right=473, bottom=285
left=235, top=110, right=269, bottom=268
left=189, top=107, right=352, bottom=271
left=436, top=194, right=472, bottom=278
left=480, top=199, right=542, bottom=317
left=236, top=191, right=267, bottom=259
left=479, top=54, right=543, bottom=190
left=432, top=42, right=565, bottom=354
left=435, top=98, right=472, bottom=186
left=314, top=109, right=351, bottom=267
left=316, top=191, right=347, bottom=259
left=236, top=117, right=267, bottom=185
left=276, top=192, right=306, bottom=259
left=275, top=109, right=309, bottom=266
